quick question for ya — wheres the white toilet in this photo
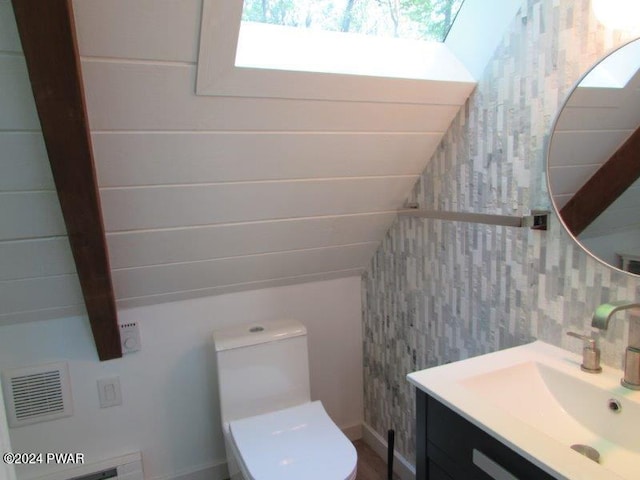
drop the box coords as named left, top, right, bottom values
left=212, top=319, right=358, bottom=480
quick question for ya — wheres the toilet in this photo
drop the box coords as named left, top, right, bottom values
left=212, top=319, right=358, bottom=480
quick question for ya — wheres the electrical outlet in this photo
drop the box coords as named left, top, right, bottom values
left=120, top=322, right=141, bottom=354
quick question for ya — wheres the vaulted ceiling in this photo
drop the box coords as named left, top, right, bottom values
left=1, top=0, right=483, bottom=330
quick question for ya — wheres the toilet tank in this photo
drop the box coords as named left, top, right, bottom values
left=213, top=319, right=311, bottom=424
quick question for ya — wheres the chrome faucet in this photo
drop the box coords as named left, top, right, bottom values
left=591, top=300, right=640, bottom=390
left=592, top=301, right=640, bottom=330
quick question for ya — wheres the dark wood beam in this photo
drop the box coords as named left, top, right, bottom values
left=12, top=0, right=121, bottom=361
left=561, top=126, right=640, bottom=237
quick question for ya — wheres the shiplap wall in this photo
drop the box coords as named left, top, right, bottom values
left=0, top=1, right=85, bottom=324
left=69, top=0, right=474, bottom=309
left=1, top=0, right=474, bottom=320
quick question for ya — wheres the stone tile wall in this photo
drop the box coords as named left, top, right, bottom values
left=362, top=0, right=640, bottom=462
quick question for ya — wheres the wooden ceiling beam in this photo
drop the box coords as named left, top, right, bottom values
left=12, top=0, right=121, bottom=361
left=560, top=126, right=640, bottom=237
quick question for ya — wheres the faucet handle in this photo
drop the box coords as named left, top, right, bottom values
left=567, top=331, right=597, bottom=349
left=567, top=332, right=602, bottom=373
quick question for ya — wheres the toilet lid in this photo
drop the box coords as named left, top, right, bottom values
left=229, top=401, right=357, bottom=480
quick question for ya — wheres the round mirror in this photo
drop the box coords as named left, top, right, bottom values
left=547, top=37, right=640, bottom=276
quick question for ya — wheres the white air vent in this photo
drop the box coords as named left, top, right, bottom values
left=1, top=362, right=73, bottom=427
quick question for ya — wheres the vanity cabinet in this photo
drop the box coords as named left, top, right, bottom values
left=416, top=390, right=557, bottom=480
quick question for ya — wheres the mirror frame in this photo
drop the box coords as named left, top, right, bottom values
left=546, top=36, right=640, bottom=278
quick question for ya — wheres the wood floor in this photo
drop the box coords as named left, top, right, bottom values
left=354, top=440, right=401, bottom=480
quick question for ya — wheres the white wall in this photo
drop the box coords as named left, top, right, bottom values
left=580, top=227, right=640, bottom=268
left=0, top=387, right=15, bottom=480
left=0, top=277, right=363, bottom=480
left=445, top=0, right=521, bottom=79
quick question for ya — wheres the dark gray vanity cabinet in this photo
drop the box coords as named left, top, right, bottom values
left=416, top=390, right=558, bottom=480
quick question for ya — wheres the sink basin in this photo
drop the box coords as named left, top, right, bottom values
left=462, top=361, right=640, bottom=477
left=407, top=341, right=640, bottom=480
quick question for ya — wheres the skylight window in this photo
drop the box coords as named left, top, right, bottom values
left=195, top=0, right=476, bottom=101
left=234, top=0, right=468, bottom=79
left=241, top=0, right=464, bottom=42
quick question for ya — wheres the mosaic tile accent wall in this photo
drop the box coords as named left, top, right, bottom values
left=361, top=0, right=640, bottom=463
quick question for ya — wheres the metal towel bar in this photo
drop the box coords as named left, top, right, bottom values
left=397, top=207, right=549, bottom=230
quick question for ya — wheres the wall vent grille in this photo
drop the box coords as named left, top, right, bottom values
left=1, top=362, right=73, bottom=427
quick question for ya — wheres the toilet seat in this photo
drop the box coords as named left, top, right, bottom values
left=228, top=401, right=357, bottom=480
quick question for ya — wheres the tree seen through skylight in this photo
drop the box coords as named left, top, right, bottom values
left=241, top=0, right=465, bottom=42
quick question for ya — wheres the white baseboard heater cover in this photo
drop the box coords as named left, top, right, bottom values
left=32, top=452, right=143, bottom=480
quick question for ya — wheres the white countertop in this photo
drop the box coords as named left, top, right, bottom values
left=407, top=340, right=640, bottom=480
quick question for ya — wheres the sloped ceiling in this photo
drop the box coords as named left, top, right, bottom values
left=0, top=0, right=477, bottom=323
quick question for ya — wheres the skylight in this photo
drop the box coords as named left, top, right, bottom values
left=240, top=0, right=464, bottom=42
left=234, top=0, right=469, bottom=79
left=195, top=0, right=479, bottom=101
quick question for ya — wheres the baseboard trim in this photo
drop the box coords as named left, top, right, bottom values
left=362, top=423, right=416, bottom=480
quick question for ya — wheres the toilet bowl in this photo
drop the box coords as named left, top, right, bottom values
left=212, top=319, right=358, bottom=480
left=227, top=401, right=357, bottom=480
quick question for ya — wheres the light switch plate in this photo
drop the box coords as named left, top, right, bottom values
left=97, top=377, right=122, bottom=408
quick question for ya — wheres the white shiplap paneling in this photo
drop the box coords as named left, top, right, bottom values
left=0, top=54, right=40, bottom=131
left=99, top=177, right=416, bottom=232
left=114, top=269, right=363, bottom=309
left=0, top=132, right=53, bottom=191
left=72, top=0, right=472, bottom=307
left=112, top=243, right=377, bottom=299
left=0, top=305, right=86, bottom=327
left=0, top=192, right=67, bottom=241
left=556, top=105, right=640, bottom=131
left=93, top=132, right=439, bottom=186
left=106, top=212, right=395, bottom=268
left=0, top=2, right=82, bottom=324
left=0, top=0, right=474, bottom=317
left=0, top=275, right=83, bottom=315
left=0, top=1, right=21, bottom=54
left=81, top=61, right=462, bottom=133
left=73, top=0, right=201, bottom=63
left=548, top=129, right=632, bottom=167
left=0, top=238, right=75, bottom=281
